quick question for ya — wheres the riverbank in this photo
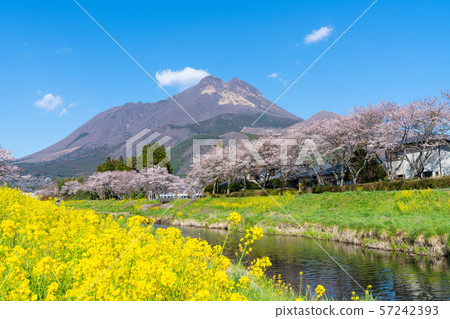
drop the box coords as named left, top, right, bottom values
left=66, top=189, right=450, bottom=257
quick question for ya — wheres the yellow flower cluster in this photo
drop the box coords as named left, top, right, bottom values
left=0, top=187, right=249, bottom=301
left=236, top=276, right=250, bottom=289
left=350, top=285, right=372, bottom=301
left=249, top=257, right=272, bottom=279
left=199, top=194, right=295, bottom=214
left=395, top=189, right=450, bottom=214
left=1, top=219, right=16, bottom=238
left=243, top=226, right=264, bottom=245
left=315, top=285, right=325, bottom=298
left=351, top=291, right=360, bottom=301
left=271, top=274, right=292, bottom=296
left=227, top=212, right=241, bottom=227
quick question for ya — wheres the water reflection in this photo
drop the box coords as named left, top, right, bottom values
left=154, top=224, right=450, bottom=301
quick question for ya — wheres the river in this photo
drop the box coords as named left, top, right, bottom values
left=154, top=224, right=450, bottom=301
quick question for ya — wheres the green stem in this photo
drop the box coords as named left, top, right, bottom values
left=219, top=227, right=230, bottom=257
left=236, top=243, right=249, bottom=269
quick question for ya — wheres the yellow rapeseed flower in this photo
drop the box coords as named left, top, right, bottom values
left=226, top=212, right=241, bottom=227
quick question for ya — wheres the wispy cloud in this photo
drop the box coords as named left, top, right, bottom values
left=267, top=73, right=287, bottom=85
left=156, top=67, right=209, bottom=90
left=55, top=46, right=72, bottom=54
left=59, top=108, right=68, bottom=116
left=35, top=93, right=63, bottom=112
left=304, top=26, right=333, bottom=44
left=68, top=101, right=81, bottom=108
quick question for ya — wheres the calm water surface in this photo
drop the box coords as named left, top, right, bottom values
left=155, top=224, right=449, bottom=301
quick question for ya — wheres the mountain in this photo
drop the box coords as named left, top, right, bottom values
left=17, top=76, right=302, bottom=177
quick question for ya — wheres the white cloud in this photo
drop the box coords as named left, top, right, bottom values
left=304, top=26, right=333, bottom=44
left=155, top=67, right=209, bottom=90
left=59, top=108, right=67, bottom=116
left=34, top=93, right=63, bottom=112
left=267, top=73, right=287, bottom=85
left=68, top=101, right=80, bottom=108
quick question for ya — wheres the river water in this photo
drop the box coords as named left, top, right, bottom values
left=154, top=224, right=450, bottom=301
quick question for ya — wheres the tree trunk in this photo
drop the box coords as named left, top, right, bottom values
left=312, top=167, right=325, bottom=186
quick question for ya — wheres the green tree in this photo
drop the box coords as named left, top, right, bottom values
left=347, top=148, right=386, bottom=184
left=97, top=156, right=115, bottom=172
left=97, top=144, right=173, bottom=173
left=117, top=156, right=127, bottom=171
left=141, top=143, right=173, bottom=173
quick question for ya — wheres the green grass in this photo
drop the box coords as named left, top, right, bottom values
left=227, top=264, right=374, bottom=301
left=66, top=198, right=159, bottom=214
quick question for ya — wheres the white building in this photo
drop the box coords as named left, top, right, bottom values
left=393, top=139, right=450, bottom=179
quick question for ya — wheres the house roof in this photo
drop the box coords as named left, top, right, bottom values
left=403, top=135, right=450, bottom=145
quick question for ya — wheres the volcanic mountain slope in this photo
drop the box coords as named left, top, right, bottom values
left=18, top=76, right=302, bottom=177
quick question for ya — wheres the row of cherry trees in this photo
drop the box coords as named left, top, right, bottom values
left=60, top=166, right=186, bottom=199
left=187, top=93, right=449, bottom=191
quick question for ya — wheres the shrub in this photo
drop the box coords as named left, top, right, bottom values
left=304, top=176, right=450, bottom=194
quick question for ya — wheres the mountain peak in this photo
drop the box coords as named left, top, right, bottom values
left=227, top=77, right=246, bottom=85
left=196, top=76, right=258, bottom=93
left=190, top=76, right=265, bottom=108
left=227, top=77, right=263, bottom=97
left=198, top=75, right=225, bottom=87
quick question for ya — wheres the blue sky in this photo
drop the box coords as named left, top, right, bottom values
left=1, top=0, right=449, bottom=158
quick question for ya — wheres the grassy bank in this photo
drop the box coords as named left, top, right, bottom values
left=66, top=189, right=450, bottom=257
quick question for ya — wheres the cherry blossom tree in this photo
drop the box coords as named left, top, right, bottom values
left=60, top=180, right=84, bottom=196
left=0, top=147, right=19, bottom=181
left=442, top=90, right=450, bottom=101
left=82, top=168, right=186, bottom=199
left=355, top=101, right=405, bottom=180
left=85, top=171, right=117, bottom=199
left=188, top=145, right=225, bottom=194
left=292, top=113, right=376, bottom=186
left=289, top=124, right=328, bottom=186
left=302, top=118, right=352, bottom=186
left=396, top=95, right=450, bottom=178
left=186, top=159, right=215, bottom=192
left=234, top=140, right=253, bottom=190
left=141, top=166, right=186, bottom=198
left=263, top=137, right=300, bottom=188
left=254, top=137, right=282, bottom=188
